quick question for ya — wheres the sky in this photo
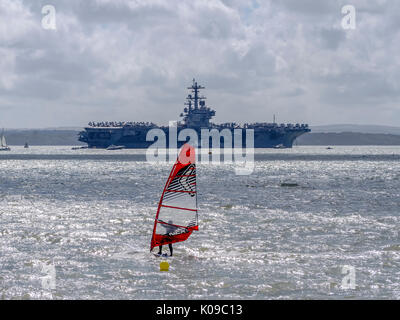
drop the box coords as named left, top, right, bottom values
left=0, top=0, right=399, bottom=128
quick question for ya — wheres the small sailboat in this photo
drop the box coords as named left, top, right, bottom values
left=71, top=146, right=88, bottom=150
left=150, top=144, right=199, bottom=253
left=24, top=142, right=29, bottom=148
left=106, top=145, right=125, bottom=150
left=0, top=129, right=11, bottom=151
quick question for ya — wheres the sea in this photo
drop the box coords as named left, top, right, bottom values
left=0, top=146, right=399, bottom=299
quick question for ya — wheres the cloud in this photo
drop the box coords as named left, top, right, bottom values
left=0, top=0, right=399, bottom=128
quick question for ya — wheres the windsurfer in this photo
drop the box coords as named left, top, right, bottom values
left=158, top=220, right=177, bottom=256
left=150, top=144, right=198, bottom=256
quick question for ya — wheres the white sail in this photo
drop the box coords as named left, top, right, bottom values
left=1, top=129, right=9, bottom=150
left=1, top=134, right=7, bottom=147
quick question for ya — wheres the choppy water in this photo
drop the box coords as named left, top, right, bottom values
left=0, top=146, right=399, bottom=299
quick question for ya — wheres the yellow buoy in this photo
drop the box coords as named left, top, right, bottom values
left=160, top=261, right=169, bottom=272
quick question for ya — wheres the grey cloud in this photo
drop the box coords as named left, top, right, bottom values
left=274, top=0, right=338, bottom=15
left=318, top=71, right=400, bottom=106
left=0, top=0, right=399, bottom=128
left=318, top=28, right=346, bottom=50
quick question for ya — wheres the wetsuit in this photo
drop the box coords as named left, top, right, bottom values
left=158, top=222, right=178, bottom=256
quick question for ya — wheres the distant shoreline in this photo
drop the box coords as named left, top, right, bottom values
left=297, top=132, right=400, bottom=146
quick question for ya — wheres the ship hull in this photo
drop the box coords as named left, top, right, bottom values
left=79, top=126, right=310, bottom=149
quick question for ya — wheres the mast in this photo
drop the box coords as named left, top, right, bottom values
left=187, top=78, right=206, bottom=109
left=180, top=79, right=216, bottom=128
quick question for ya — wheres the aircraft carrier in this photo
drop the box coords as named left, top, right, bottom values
left=78, top=79, right=310, bottom=148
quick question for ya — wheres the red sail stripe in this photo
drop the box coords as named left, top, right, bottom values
left=161, top=204, right=197, bottom=212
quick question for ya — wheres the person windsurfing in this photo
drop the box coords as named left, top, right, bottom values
left=157, top=220, right=177, bottom=256
left=150, top=143, right=199, bottom=256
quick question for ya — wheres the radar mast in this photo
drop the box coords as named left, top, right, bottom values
left=180, top=79, right=216, bottom=128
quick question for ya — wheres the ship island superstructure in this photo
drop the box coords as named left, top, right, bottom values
left=78, top=79, right=310, bottom=148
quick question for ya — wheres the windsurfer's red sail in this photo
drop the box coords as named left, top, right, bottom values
left=150, top=144, right=198, bottom=252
